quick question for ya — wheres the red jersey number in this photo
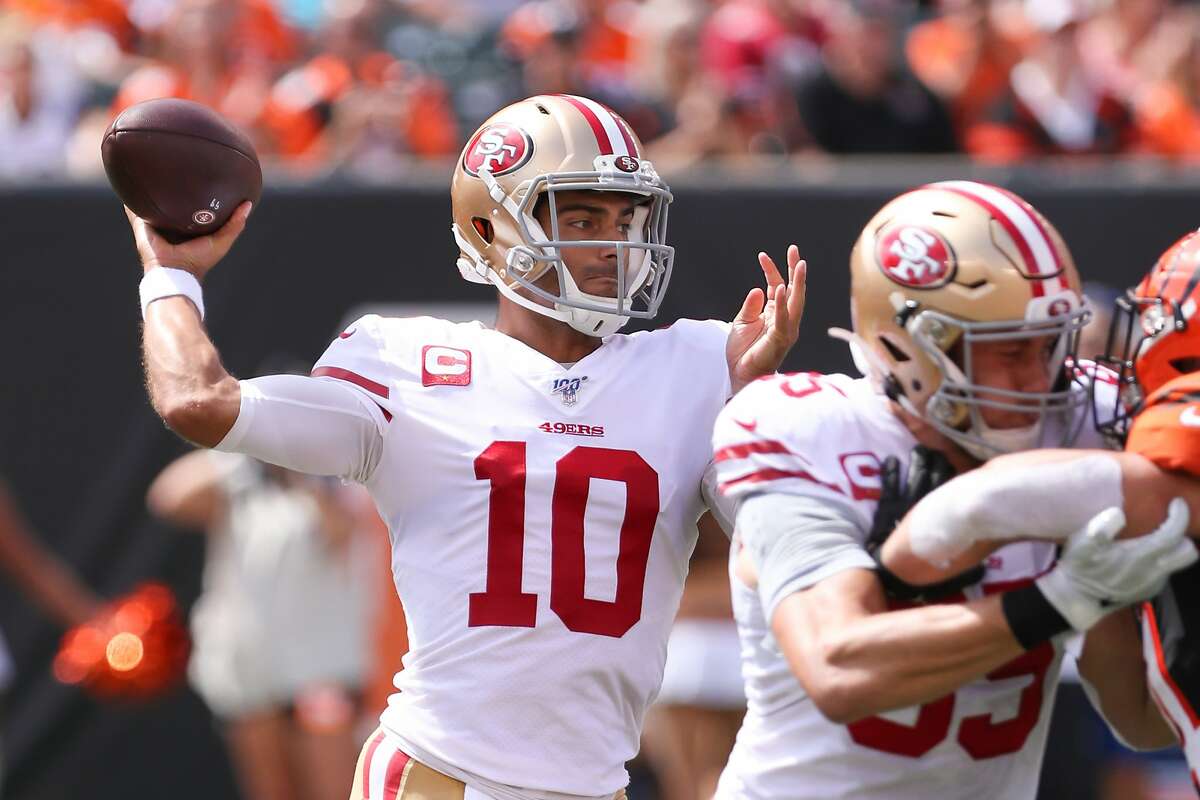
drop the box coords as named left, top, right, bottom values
left=469, top=442, right=660, bottom=638
left=779, top=372, right=847, bottom=400
left=847, top=588, right=1055, bottom=760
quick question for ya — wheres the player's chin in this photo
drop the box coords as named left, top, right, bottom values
left=982, top=410, right=1040, bottom=429
left=580, top=277, right=619, bottom=297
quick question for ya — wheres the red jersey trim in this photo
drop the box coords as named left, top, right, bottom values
left=312, top=366, right=389, bottom=398
left=714, top=440, right=799, bottom=464
left=720, top=468, right=844, bottom=494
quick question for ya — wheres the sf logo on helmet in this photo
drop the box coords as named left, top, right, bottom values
left=876, top=224, right=956, bottom=289
left=464, top=124, right=533, bottom=177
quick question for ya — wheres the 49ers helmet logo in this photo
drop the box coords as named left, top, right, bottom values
left=876, top=224, right=956, bottom=289
left=463, top=123, right=534, bottom=177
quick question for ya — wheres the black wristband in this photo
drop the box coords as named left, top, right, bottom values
left=1001, top=583, right=1072, bottom=650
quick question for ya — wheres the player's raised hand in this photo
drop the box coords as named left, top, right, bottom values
left=126, top=201, right=252, bottom=280
left=726, top=245, right=807, bottom=393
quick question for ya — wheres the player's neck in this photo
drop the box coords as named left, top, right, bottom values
left=890, top=402, right=981, bottom=474
left=494, top=300, right=603, bottom=364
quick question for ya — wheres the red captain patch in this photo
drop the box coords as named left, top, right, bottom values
left=421, top=345, right=472, bottom=387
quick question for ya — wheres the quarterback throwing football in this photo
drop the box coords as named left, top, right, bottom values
left=126, top=95, right=803, bottom=800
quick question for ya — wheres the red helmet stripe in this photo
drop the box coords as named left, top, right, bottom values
left=556, top=94, right=614, bottom=155
left=992, top=184, right=1069, bottom=293
left=574, top=95, right=636, bottom=157
left=607, top=105, right=640, bottom=157
left=931, top=181, right=1064, bottom=297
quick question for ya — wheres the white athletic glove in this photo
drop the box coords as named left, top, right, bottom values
left=1036, top=498, right=1197, bottom=632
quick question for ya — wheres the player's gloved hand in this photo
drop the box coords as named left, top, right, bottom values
left=867, top=446, right=955, bottom=549
left=1037, top=498, right=1197, bottom=631
left=866, top=446, right=983, bottom=601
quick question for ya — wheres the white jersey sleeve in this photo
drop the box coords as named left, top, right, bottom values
left=214, top=315, right=390, bottom=482
left=713, top=374, right=869, bottom=520
left=738, top=491, right=875, bottom=619
left=713, top=373, right=880, bottom=593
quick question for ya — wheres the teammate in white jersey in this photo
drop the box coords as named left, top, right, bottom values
left=710, top=181, right=1195, bottom=799
left=125, top=95, right=805, bottom=800
left=874, top=231, right=1200, bottom=787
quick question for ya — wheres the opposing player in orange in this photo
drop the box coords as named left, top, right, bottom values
left=122, top=94, right=804, bottom=800
left=878, top=229, right=1200, bottom=775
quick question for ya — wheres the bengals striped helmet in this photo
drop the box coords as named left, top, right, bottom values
left=845, top=180, right=1090, bottom=460
left=1098, top=229, right=1200, bottom=442
left=451, top=95, right=673, bottom=337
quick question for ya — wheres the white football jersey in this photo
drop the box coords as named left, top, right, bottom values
left=311, top=315, right=731, bottom=797
left=710, top=372, right=1110, bottom=800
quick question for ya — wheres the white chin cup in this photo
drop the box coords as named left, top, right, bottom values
left=555, top=257, right=633, bottom=337
left=561, top=304, right=629, bottom=337
left=970, top=419, right=1042, bottom=459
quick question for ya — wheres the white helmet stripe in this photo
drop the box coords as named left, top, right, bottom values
left=568, top=94, right=632, bottom=157
left=933, top=180, right=1067, bottom=295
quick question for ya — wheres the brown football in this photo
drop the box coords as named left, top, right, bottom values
left=102, top=98, right=262, bottom=243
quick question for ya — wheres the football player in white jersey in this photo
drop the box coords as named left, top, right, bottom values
left=710, top=181, right=1196, bottom=800
left=873, top=231, right=1200, bottom=783
left=125, top=94, right=804, bottom=800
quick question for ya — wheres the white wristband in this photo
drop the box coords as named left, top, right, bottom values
left=140, top=267, right=205, bottom=321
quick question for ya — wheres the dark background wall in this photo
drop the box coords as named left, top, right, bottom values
left=2, top=169, right=1198, bottom=799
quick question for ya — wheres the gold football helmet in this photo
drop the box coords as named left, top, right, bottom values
left=451, top=94, right=673, bottom=337
left=841, top=180, right=1090, bottom=459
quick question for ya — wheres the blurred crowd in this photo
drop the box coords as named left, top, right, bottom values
left=5, top=0, right=1200, bottom=179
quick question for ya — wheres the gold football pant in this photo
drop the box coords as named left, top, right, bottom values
left=348, top=728, right=629, bottom=800
left=348, top=729, right=466, bottom=800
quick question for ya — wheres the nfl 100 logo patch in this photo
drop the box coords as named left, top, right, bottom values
left=551, top=376, right=587, bottom=406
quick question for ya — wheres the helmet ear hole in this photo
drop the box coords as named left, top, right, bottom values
left=472, top=217, right=495, bottom=243
left=879, top=336, right=910, bottom=363
left=1170, top=356, right=1200, bottom=373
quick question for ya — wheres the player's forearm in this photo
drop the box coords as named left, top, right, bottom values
left=774, top=579, right=1024, bottom=722
left=1077, top=609, right=1178, bottom=750
left=143, top=297, right=240, bottom=447
left=882, top=449, right=1200, bottom=586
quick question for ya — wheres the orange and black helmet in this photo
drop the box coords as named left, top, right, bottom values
left=1097, top=229, right=1200, bottom=442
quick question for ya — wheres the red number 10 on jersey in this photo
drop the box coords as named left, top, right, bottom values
left=469, top=442, right=661, bottom=638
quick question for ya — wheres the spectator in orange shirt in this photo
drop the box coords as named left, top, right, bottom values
left=503, top=0, right=640, bottom=91
left=4, top=0, right=134, bottom=50
left=499, top=0, right=661, bottom=142
left=324, top=59, right=459, bottom=176
left=1082, top=0, right=1200, bottom=158
left=111, top=0, right=296, bottom=146
left=906, top=0, right=1031, bottom=135
left=965, top=0, right=1141, bottom=161
left=268, top=1, right=462, bottom=175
